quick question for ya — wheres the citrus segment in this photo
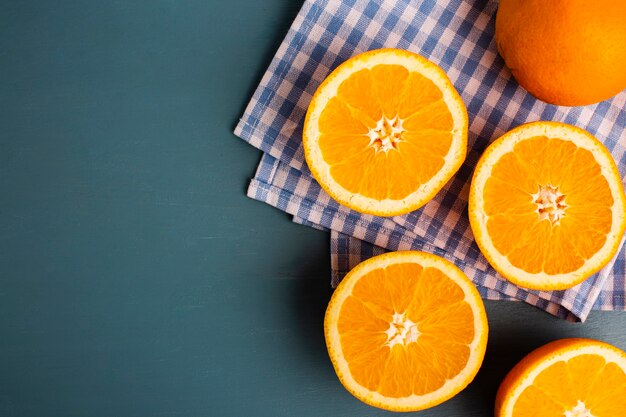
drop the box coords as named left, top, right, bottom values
left=469, top=122, right=626, bottom=290
left=496, top=338, right=626, bottom=417
left=398, top=72, right=443, bottom=119
left=369, top=64, right=409, bottom=117
left=304, top=48, right=468, bottom=216
left=325, top=251, right=488, bottom=411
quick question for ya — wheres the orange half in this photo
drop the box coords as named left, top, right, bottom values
left=469, top=121, right=626, bottom=290
left=303, top=48, right=468, bottom=216
left=496, top=338, right=626, bottom=417
left=324, top=251, right=488, bottom=411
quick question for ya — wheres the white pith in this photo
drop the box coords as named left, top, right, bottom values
left=532, top=184, right=567, bottom=226
left=325, top=251, right=488, bottom=411
left=470, top=122, right=626, bottom=289
left=384, top=312, right=420, bottom=347
left=500, top=343, right=626, bottom=417
left=368, top=116, right=404, bottom=153
left=564, top=401, right=595, bottom=417
left=304, top=50, right=467, bottom=215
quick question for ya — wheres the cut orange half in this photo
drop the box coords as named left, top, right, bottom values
left=469, top=121, right=626, bottom=290
left=303, top=48, right=468, bottom=216
left=496, top=338, right=626, bottom=417
left=324, top=251, right=488, bottom=411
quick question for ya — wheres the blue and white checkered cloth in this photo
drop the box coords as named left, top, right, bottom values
left=329, top=230, right=626, bottom=311
left=234, top=0, right=626, bottom=321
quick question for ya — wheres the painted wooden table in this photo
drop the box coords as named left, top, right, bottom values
left=1, top=1, right=624, bottom=416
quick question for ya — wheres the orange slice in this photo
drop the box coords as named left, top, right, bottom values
left=324, top=251, right=488, bottom=411
left=496, top=338, right=626, bottom=417
left=469, top=121, right=626, bottom=290
left=303, top=48, right=468, bottom=216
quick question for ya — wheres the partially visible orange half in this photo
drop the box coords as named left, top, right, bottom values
left=496, top=338, right=626, bottom=417
left=304, top=48, right=468, bottom=216
left=469, top=121, right=626, bottom=290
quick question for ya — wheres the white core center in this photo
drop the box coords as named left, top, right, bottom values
left=367, top=116, right=404, bottom=153
left=384, top=312, right=419, bottom=347
left=531, top=184, right=567, bottom=226
left=564, top=400, right=595, bottom=417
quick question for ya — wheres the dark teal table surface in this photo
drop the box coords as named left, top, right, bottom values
left=1, top=1, right=624, bottom=416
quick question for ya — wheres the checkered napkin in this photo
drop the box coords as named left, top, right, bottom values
left=330, top=231, right=626, bottom=312
left=234, top=0, right=626, bottom=321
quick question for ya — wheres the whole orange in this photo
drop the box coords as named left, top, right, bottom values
left=495, top=0, right=626, bottom=106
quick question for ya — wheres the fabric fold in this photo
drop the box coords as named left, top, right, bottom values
left=247, top=153, right=623, bottom=321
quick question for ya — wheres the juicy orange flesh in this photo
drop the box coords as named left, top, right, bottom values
left=336, top=262, right=474, bottom=398
left=483, top=136, right=613, bottom=274
left=512, top=354, right=626, bottom=417
left=318, top=64, right=454, bottom=201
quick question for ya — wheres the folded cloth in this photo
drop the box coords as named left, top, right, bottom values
left=234, top=0, right=626, bottom=321
left=248, top=152, right=623, bottom=321
left=290, top=216, right=514, bottom=301
left=330, top=231, right=626, bottom=312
